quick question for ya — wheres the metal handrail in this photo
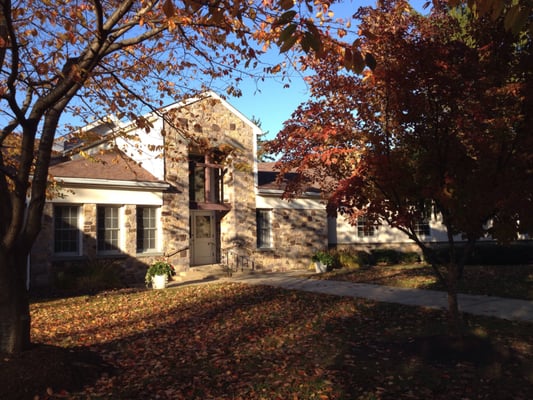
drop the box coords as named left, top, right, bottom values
left=221, top=249, right=256, bottom=274
left=164, top=246, right=189, bottom=258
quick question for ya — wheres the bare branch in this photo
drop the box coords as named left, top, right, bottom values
left=1, top=0, right=26, bottom=126
left=92, top=0, right=105, bottom=42
left=104, top=66, right=191, bottom=141
left=0, top=0, right=7, bottom=70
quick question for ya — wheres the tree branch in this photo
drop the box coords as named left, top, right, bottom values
left=0, top=0, right=7, bottom=71
left=1, top=0, right=26, bottom=128
left=23, top=100, right=68, bottom=248
left=104, top=66, right=193, bottom=141
left=92, top=0, right=105, bottom=42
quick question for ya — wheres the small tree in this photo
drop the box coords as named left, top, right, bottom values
left=250, top=117, right=275, bottom=162
left=269, top=0, right=532, bottom=335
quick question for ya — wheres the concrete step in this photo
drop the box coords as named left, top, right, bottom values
left=170, top=263, right=269, bottom=284
left=171, top=264, right=229, bottom=283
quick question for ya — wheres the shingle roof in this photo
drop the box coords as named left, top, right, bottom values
left=257, top=162, right=320, bottom=194
left=50, top=149, right=161, bottom=182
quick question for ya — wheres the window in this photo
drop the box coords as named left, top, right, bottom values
left=190, top=155, right=206, bottom=202
left=414, top=219, right=431, bottom=237
left=189, top=154, right=223, bottom=203
left=97, top=206, right=121, bottom=253
left=256, top=209, right=272, bottom=248
left=137, top=206, right=158, bottom=253
left=54, top=205, right=80, bottom=254
left=357, top=216, right=375, bottom=238
left=413, top=207, right=431, bottom=237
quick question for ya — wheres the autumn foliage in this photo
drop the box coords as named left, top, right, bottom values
left=0, top=0, right=356, bottom=353
left=269, top=0, right=533, bottom=331
left=0, top=283, right=530, bottom=399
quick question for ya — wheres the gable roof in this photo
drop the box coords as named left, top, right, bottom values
left=53, top=91, right=262, bottom=157
left=50, top=149, right=162, bottom=183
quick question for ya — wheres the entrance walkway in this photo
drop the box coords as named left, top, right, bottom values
left=226, top=270, right=533, bottom=323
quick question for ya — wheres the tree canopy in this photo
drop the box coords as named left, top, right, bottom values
left=269, top=0, right=532, bottom=333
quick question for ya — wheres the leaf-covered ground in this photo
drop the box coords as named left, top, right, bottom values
left=319, top=264, right=533, bottom=300
left=2, top=283, right=532, bottom=400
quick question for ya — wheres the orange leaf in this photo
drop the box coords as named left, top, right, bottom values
left=162, top=0, right=176, bottom=18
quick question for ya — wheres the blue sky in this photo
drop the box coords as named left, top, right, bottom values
left=49, top=1, right=426, bottom=139
left=228, top=0, right=427, bottom=140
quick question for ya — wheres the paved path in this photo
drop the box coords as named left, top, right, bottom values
left=225, top=271, right=533, bottom=323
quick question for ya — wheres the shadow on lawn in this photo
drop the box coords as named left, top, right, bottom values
left=417, top=264, right=533, bottom=300
left=326, top=264, right=533, bottom=300
left=0, top=344, right=114, bottom=400
left=13, top=283, right=533, bottom=399
left=92, top=287, right=532, bottom=398
left=322, top=302, right=532, bottom=399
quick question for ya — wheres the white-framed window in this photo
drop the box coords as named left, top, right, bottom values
left=414, top=219, right=431, bottom=237
left=97, top=205, right=122, bottom=254
left=54, top=205, right=81, bottom=255
left=136, top=206, right=160, bottom=253
left=256, top=209, right=272, bottom=249
left=357, top=216, right=375, bottom=238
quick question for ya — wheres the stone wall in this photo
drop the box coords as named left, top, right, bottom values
left=30, top=203, right=164, bottom=288
left=30, top=203, right=54, bottom=287
left=30, top=94, right=258, bottom=287
left=163, top=96, right=256, bottom=271
left=160, top=151, right=190, bottom=270
left=253, top=208, right=329, bottom=271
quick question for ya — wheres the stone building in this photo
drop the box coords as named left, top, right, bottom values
left=30, top=92, right=329, bottom=287
left=30, top=91, right=528, bottom=288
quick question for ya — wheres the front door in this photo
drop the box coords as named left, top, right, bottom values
left=191, top=211, right=216, bottom=265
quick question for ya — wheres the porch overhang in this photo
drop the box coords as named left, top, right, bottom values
left=190, top=201, right=232, bottom=212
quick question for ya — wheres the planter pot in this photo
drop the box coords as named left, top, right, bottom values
left=314, top=262, right=327, bottom=273
left=152, top=274, right=167, bottom=289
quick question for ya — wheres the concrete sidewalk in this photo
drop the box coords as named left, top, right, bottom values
left=226, top=270, right=533, bottom=323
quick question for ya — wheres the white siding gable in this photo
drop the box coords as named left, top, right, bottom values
left=116, top=118, right=165, bottom=180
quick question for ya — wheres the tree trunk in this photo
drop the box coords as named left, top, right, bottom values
left=446, top=262, right=463, bottom=337
left=0, top=250, right=31, bottom=354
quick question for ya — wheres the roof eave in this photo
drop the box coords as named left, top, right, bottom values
left=55, top=177, right=169, bottom=190
left=257, top=188, right=322, bottom=199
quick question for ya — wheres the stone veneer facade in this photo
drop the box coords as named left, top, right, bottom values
left=30, top=95, right=260, bottom=287
left=31, top=202, right=154, bottom=286
left=161, top=97, right=257, bottom=272
left=251, top=207, right=328, bottom=271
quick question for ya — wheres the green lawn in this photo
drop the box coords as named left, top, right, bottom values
left=2, top=282, right=532, bottom=399
left=319, top=264, right=533, bottom=300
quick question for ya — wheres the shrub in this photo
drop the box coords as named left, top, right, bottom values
left=370, top=249, right=400, bottom=265
left=54, top=259, right=124, bottom=293
left=312, top=251, right=336, bottom=267
left=354, top=251, right=374, bottom=267
left=398, top=252, right=422, bottom=264
left=430, top=244, right=532, bottom=265
left=330, top=249, right=421, bottom=269
left=337, top=252, right=361, bottom=269
left=468, top=244, right=532, bottom=265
